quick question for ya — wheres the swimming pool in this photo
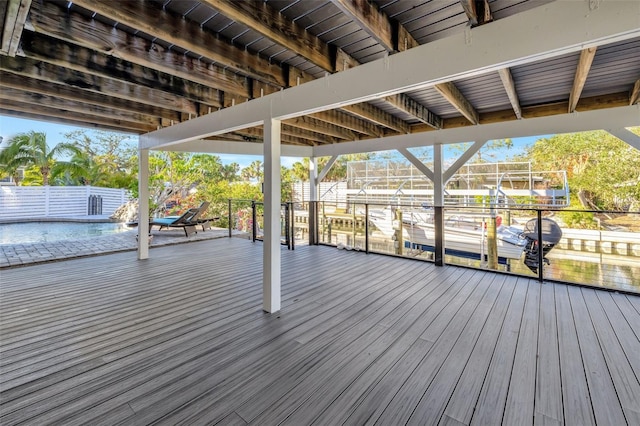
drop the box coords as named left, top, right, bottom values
left=0, top=222, right=130, bottom=244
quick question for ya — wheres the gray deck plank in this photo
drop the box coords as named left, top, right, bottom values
left=582, top=288, right=640, bottom=424
left=554, top=283, right=595, bottom=426
left=438, top=275, right=517, bottom=426
left=567, top=285, right=627, bottom=425
left=534, top=282, right=563, bottom=426
left=1, top=237, right=639, bottom=426
left=469, top=277, right=529, bottom=426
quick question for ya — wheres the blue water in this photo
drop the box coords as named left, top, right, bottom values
left=0, top=222, right=130, bottom=244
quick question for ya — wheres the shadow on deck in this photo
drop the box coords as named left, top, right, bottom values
left=1, top=238, right=639, bottom=425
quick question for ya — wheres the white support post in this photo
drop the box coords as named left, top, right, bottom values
left=263, top=118, right=282, bottom=313
left=443, top=140, right=487, bottom=182
left=317, top=155, right=338, bottom=183
left=309, top=157, right=318, bottom=202
left=397, top=147, right=435, bottom=181
left=607, top=128, right=640, bottom=151
left=138, top=148, right=150, bottom=260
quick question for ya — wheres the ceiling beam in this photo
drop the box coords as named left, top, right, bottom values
left=330, top=0, right=394, bottom=52
left=69, top=0, right=286, bottom=87
left=629, top=79, right=640, bottom=105
left=0, top=99, right=153, bottom=133
left=434, top=82, right=480, bottom=125
left=0, top=86, right=162, bottom=128
left=19, top=31, right=221, bottom=110
left=29, top=1, right=246, bottom=99
left=460, top=0, right=493, bottom=27
left=340, top=102, right=408, bottom=134
left=312, top=104, right=640, bottom=158
left=309, top=110, right=382, bottom=138
left=1, top=0, right=31, bottom=56
left=0, top=55, right=202, bottom=115
left=498, top=68, right=522, bottom=119
left=141, top=0, right=640, bottom=149
left=284, top=116, right=356, bottom=141
left=568, top=47, right=597, bottom=113
left=0, top=108, right=147, bottom=133
left=0, top=70, right=183, bottom=123
left=166, top=139, right=312, bottom=157
left=385, top=94, right=443, bottom=129
left=200, top=0, right=334, bottom=73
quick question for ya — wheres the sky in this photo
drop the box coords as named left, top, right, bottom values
left=0, top=115, right=549, bottom=169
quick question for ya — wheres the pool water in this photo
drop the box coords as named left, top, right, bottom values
left=0, top=222, right=130, bottom=244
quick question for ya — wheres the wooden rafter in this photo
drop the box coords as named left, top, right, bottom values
left=69, top=0, right=286, bottom=86
left=200, top=0, right=334, bottom=73
left=1, top=0, right=31, bottom=56
left=330, top=0, right=394, bottom=52
left=0, top=70, right=182, bottom=123
left=310, top=110, right=382, bottom=138
left=498, top=68, right=522, bottom=119
left=569, top=47, right=597, bottom=113
left=0, top=55, right=202, bottom=115
left=460, top=0, right=493, bottom=27
left=29, top=1, right=246, bottom=99
left=434, top=82, right=480, bottom=125
left=284, top=116, right=356, bottom=141
left=18, top=32, right=221, bottom=110
left=629, top=79, right=640, bottom=105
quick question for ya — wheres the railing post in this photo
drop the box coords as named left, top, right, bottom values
left=434, top=206, right=444, bottom=266
left=228, top=199, right=232, bottom=238
left=252, top=201, right=257, bottom=242
left=365, top=203, right=369, bottom=254
left=537, top=209, right=544, bottom=283
left=289, top=202, right=295, bottom=250
left=308, top=201, right=317, bottom=245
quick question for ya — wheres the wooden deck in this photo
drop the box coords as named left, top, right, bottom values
left=1, top=237, right=639, bottom=425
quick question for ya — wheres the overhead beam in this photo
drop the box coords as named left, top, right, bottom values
left=141, top=0, right=640, bottom=149
left=69, top=0, right=286, bottom=86
left=330, top=0, right=394, bottom=52
left=385, top=94, right=443, bottom=129
left=309, top=110, right=382, bottom=138
left=434, top=82, right=480, bottom=125
left=19, top=32, right=221, bottom=109
left=312, top=104, right=640, bottom=157
left=569, top=47, right=597, bottom=113
left=285, top=116, right=356, bottom=141
left=0, top=70, right=182, bottom=123
left=201, top=0, right=333, bottom=73
left=460, top=0, right=493, bottom=27
left=160, top=139, right=312, bottom=157
left=0, top=56, right=202, bottom=115
left=29, top=1, right=245, bottom=99
left=630, top=79, right=640, bottom=105
left=498, top=68, right=522, bottom=119
left=1, top=0, right=31, bottom=56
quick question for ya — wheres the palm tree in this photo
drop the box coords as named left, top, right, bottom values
left=2, top=131, right=80, bottom=185
left=0, top=138, right=26, bottom=185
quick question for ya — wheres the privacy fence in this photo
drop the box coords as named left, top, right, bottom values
left=0, top=186, right=129, bottom=220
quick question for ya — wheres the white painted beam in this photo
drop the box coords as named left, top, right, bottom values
left=140, top=0, right=640, bottom=151
left=397, top=147, right=434, bottom=181
left=153, top=138, right=312, bottom=157
left=312, top=105, right=640, bottom=157
left=317, top=155, right=338, bottom=183
left=263, top=118, right=281, bottom=313
left=443, top=140, right=487, bottom=182
left=137, top=148, right=149, bottom=260
left=607, top=127, right=640, bottom=151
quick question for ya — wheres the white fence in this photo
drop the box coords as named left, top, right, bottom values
left=0, top=186, right=129, bottom=220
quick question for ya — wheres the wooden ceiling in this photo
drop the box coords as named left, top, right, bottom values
left=1, top=0, right=639, bottom=147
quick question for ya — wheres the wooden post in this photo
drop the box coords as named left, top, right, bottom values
left=487, top=214, right=498, bottom=269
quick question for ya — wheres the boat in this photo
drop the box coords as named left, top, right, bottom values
left=368, top=207, right=562, bottom=271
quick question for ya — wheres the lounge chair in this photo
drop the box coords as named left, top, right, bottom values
left=151, top=208, right=201, bottom=237
left=150, top=201, right=216, bottom=237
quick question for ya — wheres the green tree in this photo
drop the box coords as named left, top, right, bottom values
left=1, top=131, right=80, bottom=185
left=241, top=160, right=263, bottom=182
left=449, top=138, right=513, bottom=163
left=527, top=130, right=640, bottom=210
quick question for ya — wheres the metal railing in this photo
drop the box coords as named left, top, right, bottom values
left=225, top=199, right=640, bottom=294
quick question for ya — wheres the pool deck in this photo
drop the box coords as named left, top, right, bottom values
left=0, top=225, right=239, bottom=269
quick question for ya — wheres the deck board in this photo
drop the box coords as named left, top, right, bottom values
left=1, top=237, right=639, bottom=425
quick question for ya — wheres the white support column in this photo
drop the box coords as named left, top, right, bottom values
left=443, top=140, right=487, bottom=182
left=317, top=155, right=338, bottom=183
left=138, top=148, right=150, bottom=260
left=433, top=144, right=444, bottom=206
left=263, top=118, right=282, bottom=313
left=309, top=157, right=318, bottom=201
left=397, top=147, right=435, bottom=181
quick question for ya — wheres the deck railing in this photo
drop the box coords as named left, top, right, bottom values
left=227, top=199, right=640, bottom=294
